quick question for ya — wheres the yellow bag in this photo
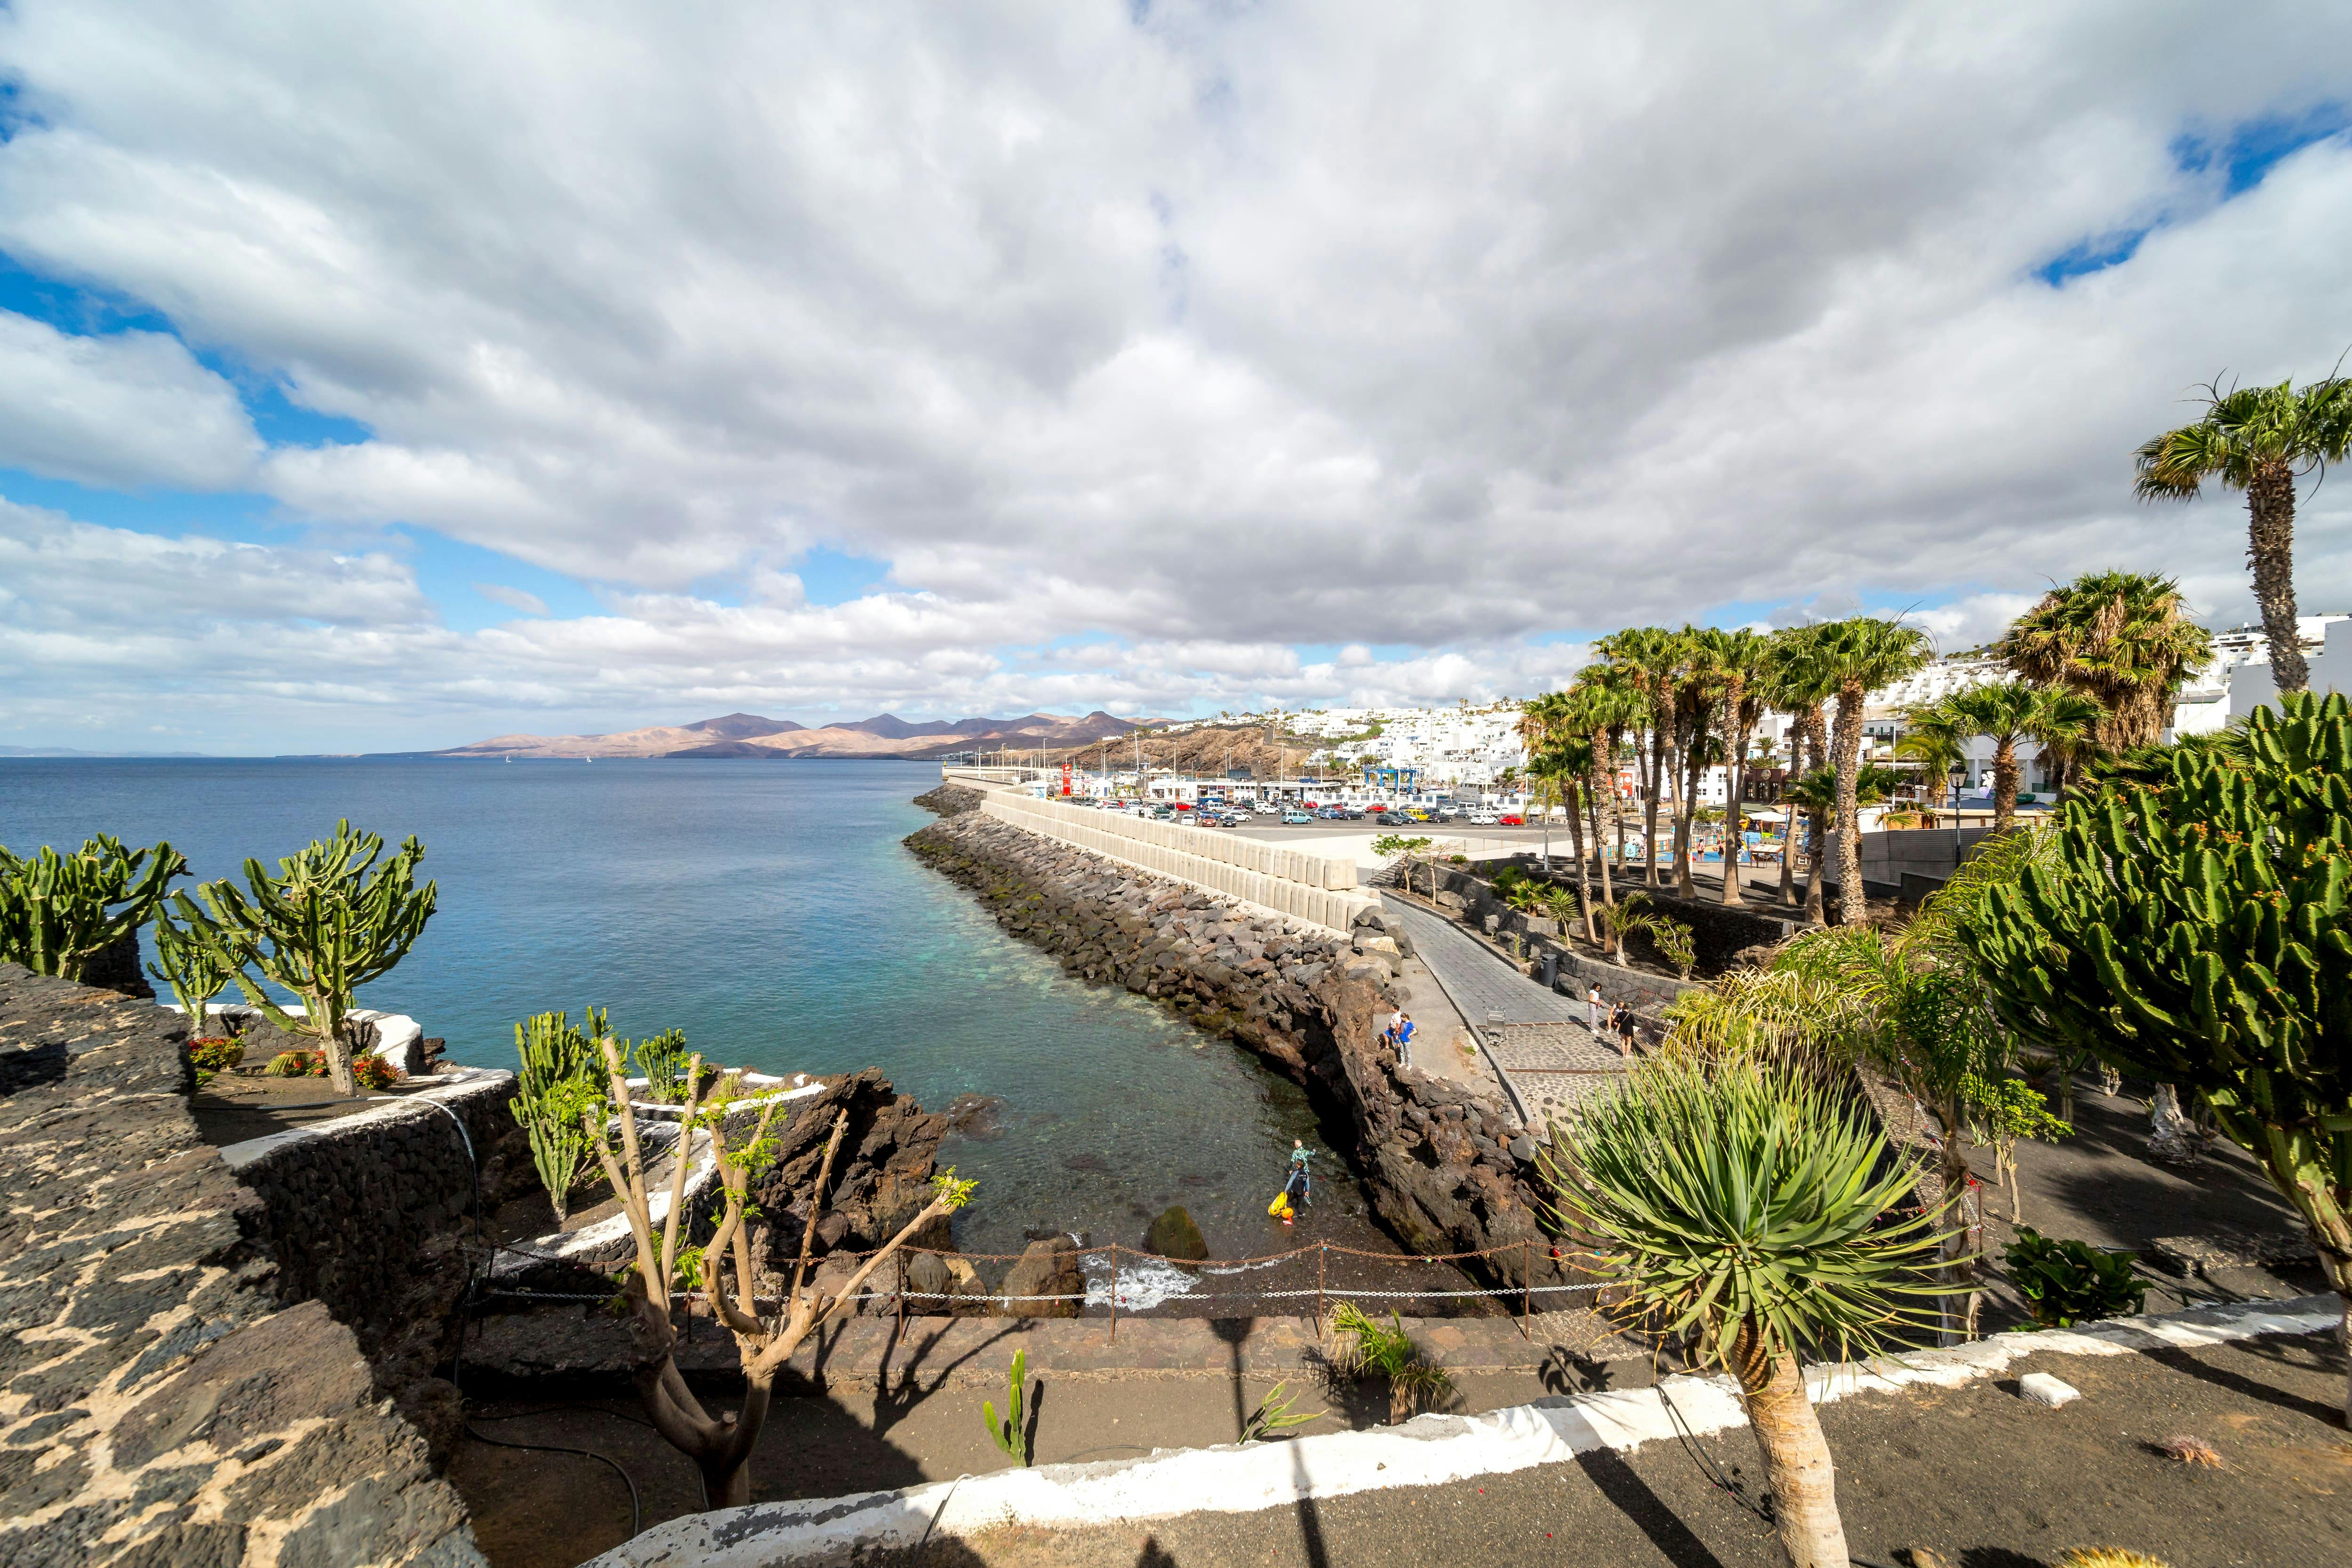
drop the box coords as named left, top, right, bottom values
left=1268, top=1193, right=1293, bottom=1218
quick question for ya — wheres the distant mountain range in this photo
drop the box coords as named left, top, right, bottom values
left=0, top=745, right=212, bottom=758
left=432, top=710, right=1164, bottom=760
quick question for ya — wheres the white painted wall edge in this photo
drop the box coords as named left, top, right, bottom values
left=586, top=1293, right=2338, bottom=1568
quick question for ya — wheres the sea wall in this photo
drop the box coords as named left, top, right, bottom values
left=905, top=808, right=1572, bottom=1289
left=948, top=772, right=1382, bottom=933
left=0, top=963, right=482, bottom=1566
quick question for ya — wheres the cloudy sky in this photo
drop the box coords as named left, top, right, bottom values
left=2, top=1, right=2348, bottom=753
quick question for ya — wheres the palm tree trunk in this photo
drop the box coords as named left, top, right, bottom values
left=1587, top=766, right=1616, bottom=918
left=1992, top=736, right=2019, bottom=836
left=1677, top=736, right=1702, bottom=900
left=1642, top=731, right=1665, bottom=888
left=1723, top=720, right=1749, bottom=906
left=2148, top=1082, right=2197, bottom=1162
left=1832, top=687, right=1867, bottom=926
left=1563, top=787, right=1595, bottom=944
left=1730, top=1319, right=1850, bottom=1568
left=2248, top=461, right=2308, bottom=693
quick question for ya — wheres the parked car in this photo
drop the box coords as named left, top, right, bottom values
left=1469, top=812, right=1498, bottom=825
left=1316, top=806, right=1344, bottom=820
left=1282, top=810, right=1314, bottom=825
left=1498, top=814, right=1525, bottom=826
left=1372, top=812, right=1403, bottom=825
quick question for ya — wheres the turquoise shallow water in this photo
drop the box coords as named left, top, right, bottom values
left=0, top=757, right=1375, bottom=1258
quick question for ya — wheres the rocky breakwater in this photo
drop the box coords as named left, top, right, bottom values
left=905, top=806, right=1572, bottom=1293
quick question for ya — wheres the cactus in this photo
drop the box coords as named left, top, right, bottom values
left=191, top=820, right=436, bottom=1096
left=511, top=1009, right=608, bottom=1220
left=1958, top=691, right=2352, bottom=1416
left=0, top=835, right=184, bottom=982
left=984, top=1349, right=1031, bottom=1465
left=147, top=903, right=242, bottom=1036
left=630, top=1027, right=692, bottom=1103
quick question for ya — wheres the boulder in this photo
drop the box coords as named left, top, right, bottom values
left=1143, top=1205, right=1209, bottom=1261
left=1001, top=1237, right=1084, bottom=1317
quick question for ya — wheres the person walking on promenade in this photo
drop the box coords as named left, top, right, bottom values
left=1586, top=983, right=1604, bottom=1035
left=1610, top=1002, right=1637, bottom=1059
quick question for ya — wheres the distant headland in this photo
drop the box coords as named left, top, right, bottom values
left=430, top=708, right=1164, bottom=760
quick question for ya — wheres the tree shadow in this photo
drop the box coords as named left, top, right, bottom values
left=1209, top=1316, right=1253, bottom=1440
left=1542, top=1346, right=1615, bottom=1395
left=851, top=1316, right=1027, bottom=1445
left=1571, top=1446, right=1732, bottom=1568
left=2138, top=1344, right=2347, bottom=1428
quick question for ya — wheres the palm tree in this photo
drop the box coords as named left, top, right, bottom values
left=1996, top=572, right=2213, bottom=758
left=1544, top=1055, right=1949, bottom=1566
left=1761, top=625, right=1834, bottom=912
left=1908, top=684, right=2101, bottom=834
left=1803, top=618, right=1933, bottom=925
left=1892, top=718, right=1965, bottom=827
left=2135, top=375, right=2352, bottom=693
left=1516, top=691, right=1575, bottom=871
left=1564, top=677, right=1641, bottom=936
left=1534, top=737, right=1597, bottom=942
left=1593, top=627, right=1684, bottom=888
left=1708, top=629, right=1772, bottom=906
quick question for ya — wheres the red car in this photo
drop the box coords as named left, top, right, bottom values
left=1498, top=814, right=1525, bottom=826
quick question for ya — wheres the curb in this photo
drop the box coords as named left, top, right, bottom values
left=586, top=1292, right=2339, bottom=1566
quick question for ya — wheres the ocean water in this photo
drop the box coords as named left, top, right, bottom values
left=0, top=757, right=1376, bottom=1261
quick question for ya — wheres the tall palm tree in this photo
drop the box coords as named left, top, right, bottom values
left=1666, top=628, right=1733, bottom=899
left=1565, top=677, right=1640, bottom=931
left=1516, top=691, right=1576, bottom=871
left=1803, top=618, right=1933, bottom=926
left=1592, top=627, right=1683, bottom=888
left=1761, top=626, right=1834, bottom=914
left=2135, top=375, right=2352, bottom=693
left=1996, top=571, right=2213, bottom=756
left=1534, top=737, right=1597, bottom=942
left=1707, top=628, right=1772, bottom=906
left=1908, top=683, right=2102, bottom=834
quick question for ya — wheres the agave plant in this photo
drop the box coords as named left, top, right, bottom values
left=1544, top=1054, right=1954, bottom=1568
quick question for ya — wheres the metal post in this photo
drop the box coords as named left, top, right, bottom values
left=1520, top=1240, right=1531, bottom=1340
left=896, top=1251, right=906, bottom=1335
left=1317, top=1242, right=1327, bottom=1335
left=1109, top=1244, right=1119, bottom=1342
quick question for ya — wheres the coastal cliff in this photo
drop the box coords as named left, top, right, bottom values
left=905, top=803, right=1571, bottom=1291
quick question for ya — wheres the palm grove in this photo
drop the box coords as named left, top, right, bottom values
left=1523, top=373, right=2351, bottom=1568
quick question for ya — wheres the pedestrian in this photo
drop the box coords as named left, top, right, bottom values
left=1612, top=1003, right=1637, bottom=1058
left=1387, top=1004, right=1405, bottom=1044
left=1396, top=1013, right=1416, bottom=1053
left=1586, top=983, right=1604, bottom=1035
left=1279, top=1154, right=1312, bottom=1225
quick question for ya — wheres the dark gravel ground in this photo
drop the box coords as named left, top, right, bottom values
left=914, top=1329, right=2352, bottom=1568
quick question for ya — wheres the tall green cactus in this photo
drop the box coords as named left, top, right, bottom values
left=147, top=902, right=243, bottom=1037
left=511, top=1008, right=609, bottom=1221
left=0, top=835, right=184, bottom=982
left=1958, top=691, right=2352, bottom=1416
left=193, top=820, right=437, bottom=1097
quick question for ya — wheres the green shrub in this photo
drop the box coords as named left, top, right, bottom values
left=185, top=1036, right=245, bottom=1073
left=2002, top=1228, right=2145, bottom=1327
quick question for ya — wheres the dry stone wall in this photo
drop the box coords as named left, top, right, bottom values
left=0, top=964, right=483, bottom=1568
left=904, top=807, right=1573, bottom=1290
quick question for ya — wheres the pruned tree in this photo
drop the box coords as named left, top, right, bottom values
left=589, top=1038, right=976, bottom=1505
left=0, top=835, right=184, bottom=982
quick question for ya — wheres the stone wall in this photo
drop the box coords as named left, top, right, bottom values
left=0, top=963, right=483, bottom=1567
left=952, top=773, right=1382, bottom=933
left=904, top=808, right=1572, bottom=1289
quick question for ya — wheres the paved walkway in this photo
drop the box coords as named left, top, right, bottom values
left=1385, top=899, right=1583, bottom=1027
left=1384, top=899, right=1628, bottom=1128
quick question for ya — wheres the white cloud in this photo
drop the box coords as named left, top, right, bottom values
left=2, top=0, right=2350, bottom=742
left=0, top=309, right=259, bottom=489
left=471, top=582, right=549, bottom=616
